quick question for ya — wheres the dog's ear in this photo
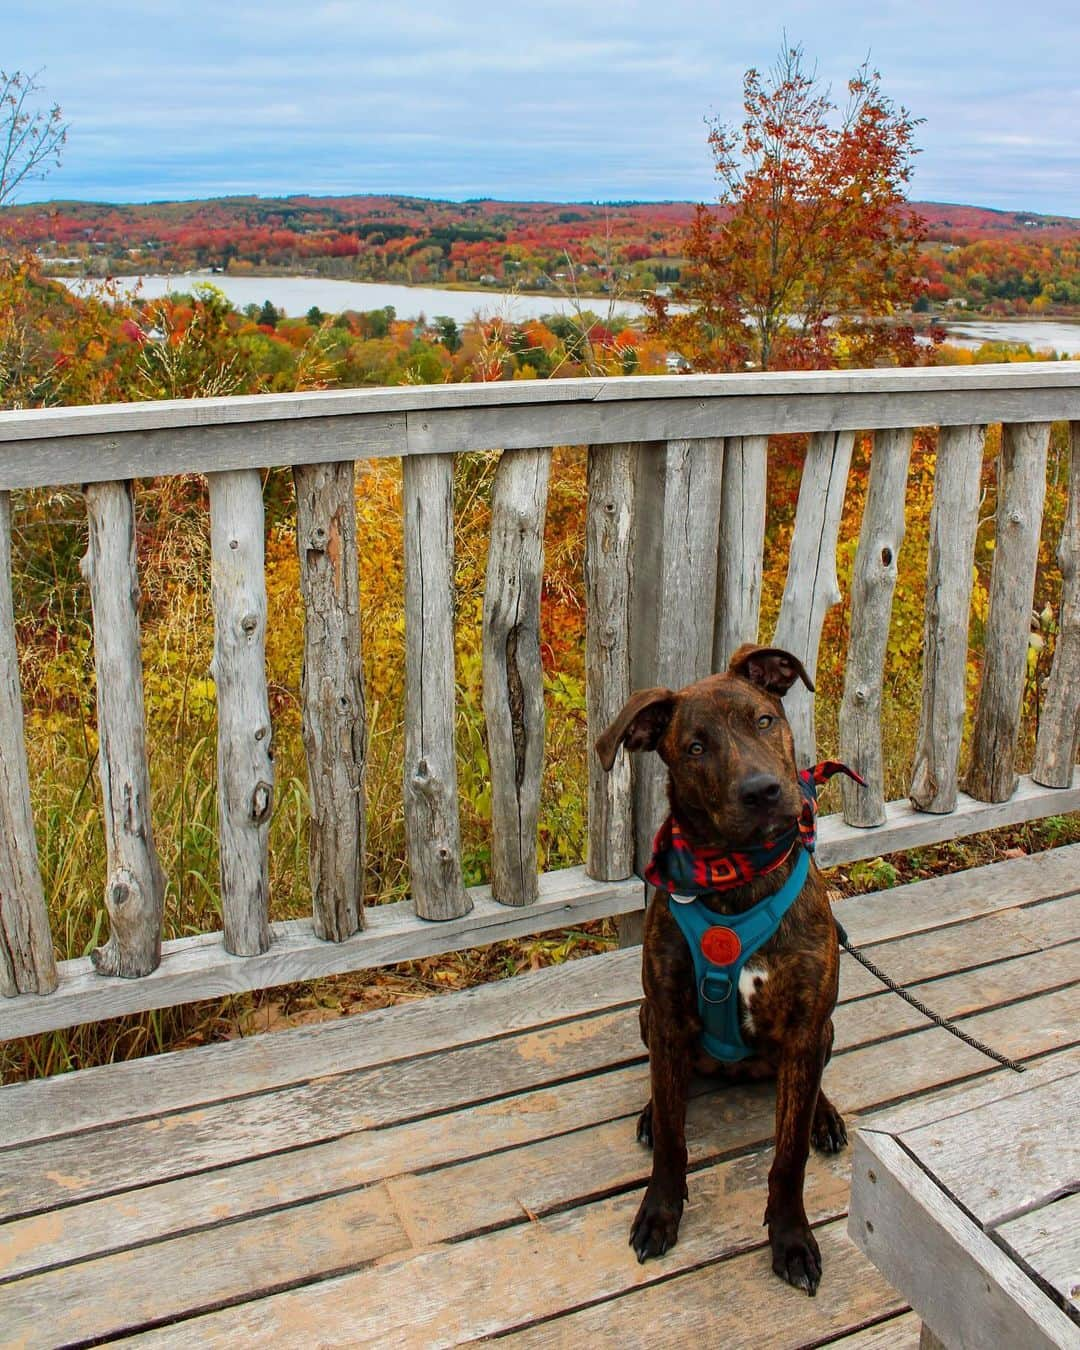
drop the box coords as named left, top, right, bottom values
left=728, top=644, right=815, bottom=696
left=595, top=687, right=676, bottom=771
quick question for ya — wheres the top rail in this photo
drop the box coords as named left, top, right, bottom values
left=1, top=363, right=1078, bottom=490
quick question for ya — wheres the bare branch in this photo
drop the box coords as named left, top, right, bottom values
left=0, top=69, right=68, bottom=206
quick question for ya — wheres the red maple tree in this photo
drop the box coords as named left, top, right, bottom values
left=649, top=45, right=932, bottom=371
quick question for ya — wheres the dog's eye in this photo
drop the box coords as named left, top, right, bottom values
left=687, top=740, right=705, bottom=756
left=756, top=714, right=774, bottom=730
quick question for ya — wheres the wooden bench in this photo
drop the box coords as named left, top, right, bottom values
left=850, top=1064, right=1080, bottom=1349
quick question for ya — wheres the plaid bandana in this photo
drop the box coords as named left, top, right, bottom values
left=644, top=760, right=865, bottom=899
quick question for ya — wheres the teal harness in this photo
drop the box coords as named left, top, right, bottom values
left=666, top=846, right=810, bottom=1062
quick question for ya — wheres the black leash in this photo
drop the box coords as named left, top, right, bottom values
left=834, top=920, right=1026, bottom=1074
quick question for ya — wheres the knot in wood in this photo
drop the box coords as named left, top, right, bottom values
left=880, top=546, right=893, bottom=567
left=1007, top=510, right=1024, bottom=526
left=229, top=538, right=239, bottom=550
left=254, top=725, right=267, bottom=742
left=250, top=781, right=273, bottom=824
left=109, top=867, right=140, bottom=907
left=240, top=612, right=259, bottom=636
left=853, top=686, right=869, bottom=706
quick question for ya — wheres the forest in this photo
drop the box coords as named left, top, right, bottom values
left=8, top=191, right=1080, bottom=315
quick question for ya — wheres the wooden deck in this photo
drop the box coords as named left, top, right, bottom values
left=2, top=842, right=1078, bottom=1348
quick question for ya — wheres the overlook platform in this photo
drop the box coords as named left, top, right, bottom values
left=2, top=842, right=1078, bottom=1348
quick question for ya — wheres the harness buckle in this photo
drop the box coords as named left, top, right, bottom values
left=700, top=971, right=734, bottom=1005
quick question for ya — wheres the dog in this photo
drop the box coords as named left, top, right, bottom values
left=595, top=644, right=853, bottom=1295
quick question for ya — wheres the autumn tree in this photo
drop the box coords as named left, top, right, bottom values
left=649, top=45, right=930, bottom=370
left=0, top=69, right=68, bottom=207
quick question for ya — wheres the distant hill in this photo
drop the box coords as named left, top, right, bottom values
left=6, top=193, right=1078, bottom=315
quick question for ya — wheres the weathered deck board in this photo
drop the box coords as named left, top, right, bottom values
left=0, top=846, right=1076, bottom=1347
left=3, top=942, right=1075, bottom=1285
left=996, top=1192, right=1080, bottom=1314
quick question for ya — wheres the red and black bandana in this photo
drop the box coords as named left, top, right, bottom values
left=644, top=760, right=865, bottom=898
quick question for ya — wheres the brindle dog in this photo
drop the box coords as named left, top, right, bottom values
left=595, top=644, right=847, bottom=1295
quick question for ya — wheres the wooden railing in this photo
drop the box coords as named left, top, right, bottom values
left=1, top=365, right=1078, bottom=1040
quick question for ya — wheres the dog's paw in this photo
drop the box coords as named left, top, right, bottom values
left=768, top=1220, right=822, bottom=1296
left=811, top=1097, right=847, bottom=1154
left=629, top=1185, right=683, bottom=1263
left=635, top=1101, right=654, bottom=1148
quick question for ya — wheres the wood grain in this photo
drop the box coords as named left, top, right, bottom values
left=585, top=442, right=636, bottom=881
left=293, top=460, right=365, bottom=939
left=839, top=428, right=914, bottom=825
left=208, top=469, right=273, bottom=955
left=966, top=422, right=1051, bottom=802
left=0, top=492, right=57, bottom=996
left=82, top=480, right=166, bottom=978
left=401, top=453, right=471, bottom=920
left=773, top=429, right=856, bottom=767
left=1033, top=421, right=1080, bottom=788
left=713, top=434, right=768, bottom=669
left=631, top=437, right=723, bottom=864
left=910, top=424, right=987, bottom=813
left=483, top=447, right=552, bottom=905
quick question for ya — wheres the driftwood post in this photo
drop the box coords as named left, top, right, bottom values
left=773, top=430, right=856, bottom=769
left=82, top=480, right=166, bottom=978
left=585, top=443, right=636, bottom=882
left=1033, top=421, right=1080, bottom=787
left=839, top=428, right=914, bottom=825
left=294, top=461, right=365, bottom=940
left=965, top=423, right=1051, bottom=802
left=713, top=435, right=768, bottom=670
left=401, top=454, right=471, bottom=920
left=0, top=492, right=58, bottom=996
left=910, top=424, right=987, bottom=813
left=208, top=470, right=273, bottom=957
left=631, top=438, right=724, bottom=865
left=483, top=448, right=551, bottom=906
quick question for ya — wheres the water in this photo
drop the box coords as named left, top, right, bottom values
left=59, top=272, right=646, bottom=324
left=940, top=318, right=1080, bottom=356
left=54, top=273, right=1080, bottom=354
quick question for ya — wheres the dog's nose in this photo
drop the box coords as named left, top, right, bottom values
left=739, top=773, right=782, bottom=810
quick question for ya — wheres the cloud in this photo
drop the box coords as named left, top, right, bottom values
left=5, top=0, right=1079, bottom=213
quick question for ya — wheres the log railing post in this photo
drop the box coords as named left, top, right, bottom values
left=773, top=430, right=856, bottom=769
left=631, top=438, right=724, bottom=866
left=585, top=443, right=636, bottom=882
left=965, top=422, right=1051, bottom=802
left=0, top=491, right=58, bottom=997
left=839, top=428, right=914, bottom=825
left=401, top=454, right=471, bottom=921
left=208, top=469, right=273, bottom=957
left=1033, top=421, right=1080, bottom=787
left=910, top=424, right=987, bottom=813
left=713, top=435, right=768, bottom=670
left=82, top=480, right=166, bottom=979
left=483, top=448, right=552, bottom=906
left=294, top=461, right=365, bottom=940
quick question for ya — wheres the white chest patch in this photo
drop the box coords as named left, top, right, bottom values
left=738, top=964, right=769, bottom=1035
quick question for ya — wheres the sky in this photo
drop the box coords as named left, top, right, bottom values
left=5, top=0, right=1080, bottom=216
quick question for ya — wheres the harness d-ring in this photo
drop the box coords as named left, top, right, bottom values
left=700, top=973, right=734, bottom=1004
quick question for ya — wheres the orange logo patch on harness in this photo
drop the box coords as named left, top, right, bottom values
left=700, top=926, right=741, bottom=966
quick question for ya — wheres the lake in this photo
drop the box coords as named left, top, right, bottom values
left=938, top=318, right=1080, bottom=356
left=55, top=273, right=1080, bottom=355
left=61, top=273, right=645, bottom=325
